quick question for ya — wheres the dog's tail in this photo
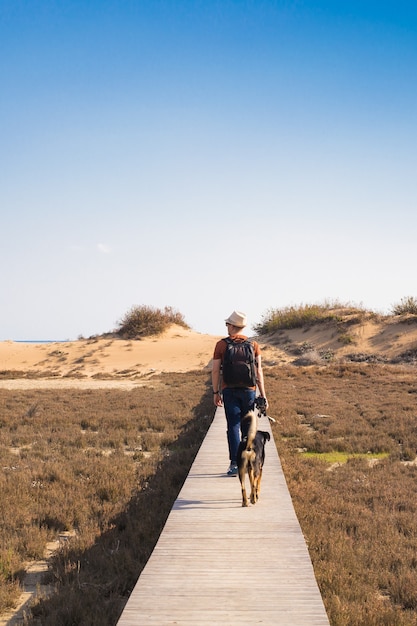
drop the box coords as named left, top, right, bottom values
left=242, top=410, right=257, bottom=452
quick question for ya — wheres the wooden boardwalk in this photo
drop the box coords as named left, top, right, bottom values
left=117, top=406, right=329, bottom=625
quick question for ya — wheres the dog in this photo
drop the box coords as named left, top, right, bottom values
left=237, top=410, right=270, bottom=507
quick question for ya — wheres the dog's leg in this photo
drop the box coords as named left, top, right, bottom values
left=249, top=463, right=257, bottom=505
left=239, top=473, right=248, bottom=506
left=254, top=467, right=263, bottom=503
left=252, top=475, right=258, bottom=503
left=239, top=466, right=248, bottom=507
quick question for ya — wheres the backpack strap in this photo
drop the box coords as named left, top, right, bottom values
left=223, top=336, right=251, bottom=344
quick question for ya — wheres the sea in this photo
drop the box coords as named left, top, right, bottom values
left=12, top=340, right=71, bottom=344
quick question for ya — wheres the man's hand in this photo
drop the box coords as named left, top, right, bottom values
left=213, top=392, right=223, bottom=407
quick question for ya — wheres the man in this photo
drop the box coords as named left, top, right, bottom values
left=212, top=310, right=268, bottom=475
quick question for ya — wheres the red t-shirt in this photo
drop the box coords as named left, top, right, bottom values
left=213, top=335, right=260, bottom=390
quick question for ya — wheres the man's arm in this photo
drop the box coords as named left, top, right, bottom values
left=255, top=355, right=268, bottom=407
left=211, top=358, right=222, bottom=406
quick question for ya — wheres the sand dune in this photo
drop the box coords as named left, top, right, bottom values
left=0, top=326, right=221, bottom=388
left=1, top=316, right=417, bottom=390
left=267, top=314, right=417, bottom=362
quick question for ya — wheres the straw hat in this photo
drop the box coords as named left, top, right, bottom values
left=225, top=310, right=247, bottom=328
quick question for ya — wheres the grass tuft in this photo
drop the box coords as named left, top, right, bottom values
left=254, top=301, right=371, bottom=335
left=300, top=451, right=390, bottom=464
left=116, top=305, right=190, bottom=339
left=391, top=296, right=417, bottom=316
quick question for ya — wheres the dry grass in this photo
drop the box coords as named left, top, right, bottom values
left=391, top=296, right=417, bottom=316
left=253, top=301, right=375, bottom=334
left=269, top=363, right=417, bottom=626
left=3, top=362, right=417, bottom=624
left=115, top=305, right=190, bottom=339
left=0, top=371, right=213, bottom=625
left=255, top=298, right=417, bottom=336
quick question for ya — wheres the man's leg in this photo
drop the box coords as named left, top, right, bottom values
left=222, top=388, right=241, bottom=466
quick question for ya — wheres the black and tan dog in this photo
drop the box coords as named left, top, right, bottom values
left=237, top=410, right=270, bottom=507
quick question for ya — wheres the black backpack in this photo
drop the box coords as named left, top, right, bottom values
left=222, top=337, right=257, bottom=388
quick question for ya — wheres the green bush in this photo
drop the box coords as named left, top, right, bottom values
left=116, top=305, right=190, bottom=339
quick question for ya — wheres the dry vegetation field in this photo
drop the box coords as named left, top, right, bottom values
left=269, top=363, right=417, bottom=626
left=3, top=302, right=417, bottom=625
left=2, top=363, right=417, bottom=625
left=0, top=371, right=213, bottom=625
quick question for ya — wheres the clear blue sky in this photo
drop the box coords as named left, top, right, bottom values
left=2, top=1, right=417, bottom=339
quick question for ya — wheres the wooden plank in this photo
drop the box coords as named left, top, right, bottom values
left=117, top=407, right=329, bottom=625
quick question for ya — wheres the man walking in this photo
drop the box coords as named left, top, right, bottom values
left=212, top=311, right=268, bottom=475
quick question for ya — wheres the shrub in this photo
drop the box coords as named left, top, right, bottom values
left=254, top=301, right=368, bottom=335
left=338, top=333, right=355, bottom=345
left=391, top=296, right=417, bottom=316
left=116, top=305, right=190, bottom=339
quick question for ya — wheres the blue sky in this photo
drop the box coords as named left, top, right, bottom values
left=1, top=1, right=417, bottom=339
